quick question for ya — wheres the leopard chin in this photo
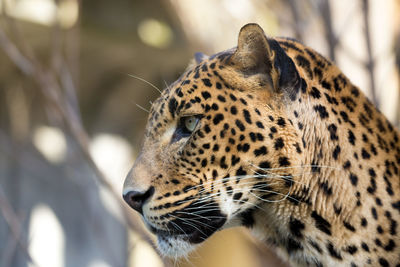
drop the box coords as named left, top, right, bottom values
left=146, top=213, right=227, bottom=257
left=148, top=219, right=227, bottom=258
left=156, top=234, right=198, bottom=258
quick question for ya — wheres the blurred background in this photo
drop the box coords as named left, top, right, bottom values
left=0, top=0, right=399, bottom=267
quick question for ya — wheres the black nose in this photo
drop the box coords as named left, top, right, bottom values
left=123, top=186, right=155, bottom=214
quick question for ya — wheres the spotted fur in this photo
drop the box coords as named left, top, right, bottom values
left=123, top=24, right=400, bottom=266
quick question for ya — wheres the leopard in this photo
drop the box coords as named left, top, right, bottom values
left=123, top=23, right=400, bottom=267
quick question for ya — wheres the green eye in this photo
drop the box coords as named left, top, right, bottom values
left=172, top=115, right=201, bottom=143
left=184, top=116, right=199, bottom=132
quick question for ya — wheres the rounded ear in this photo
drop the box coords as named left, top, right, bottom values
left=230, top=23, right=301, bottom=100
left=194, top=52, right=208, bottom=64
left=230, top=23, right=274, bottom=76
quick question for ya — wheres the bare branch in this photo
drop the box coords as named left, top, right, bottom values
left=0, top=11, right=157, bottom=258
left=318, top=0, right=337, bottom=62
left=0, top=29, right=34, bottom=75
left=361, top=0, right=379, bottom=106
left=1, top=213, right=25, bottom=267
left=395, top=31, right=400, bottom=126
left=338, top=42, right=366, bottom=66
left=0, top=186, right=39, bottom=267
left=285, top=0, right=304, bottom=42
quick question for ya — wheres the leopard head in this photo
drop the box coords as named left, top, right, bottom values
left=123, top=23, right=303, bottom=257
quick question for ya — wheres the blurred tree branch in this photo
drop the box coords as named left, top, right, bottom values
left=285, top=0, right=304, bottom=42
left=0, top=29, right=34, bottom=76
left=0, top=186, right=38, bottom=267
left=0, top=4, right=157, bottom=263
left=396, top=31, right=400, bottom=126
left=361, top=0, right=379, bottom=106
left=318, top=0, right=337, bottom=62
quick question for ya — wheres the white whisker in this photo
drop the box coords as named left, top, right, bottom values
left=249, top=186, right=296, bottom=203
left=135, top=103, right=150, bottom=113
left=175, top=210, right=224, bottom=220
left=127, top=73, right=162, bottom=94
left=248, top=162, right=342, bottom=172
left=169, top=214, right=209, bottom=236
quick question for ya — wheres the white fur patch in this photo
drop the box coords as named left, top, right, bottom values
left=220, top=190, right=236, bottom=219
left=157, top=235, right=197, bottom=259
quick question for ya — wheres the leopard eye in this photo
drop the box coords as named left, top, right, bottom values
left=171, top=115, right=201, bottom=143
left=184, top=116, right=199, bottom=132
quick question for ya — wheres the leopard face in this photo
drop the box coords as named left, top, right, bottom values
left=123, top=23, right=400, bottom=266
left=123, top=24, right=303, bottom=257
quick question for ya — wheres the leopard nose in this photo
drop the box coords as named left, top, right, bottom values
left=123, top=186, right=155, bottom=214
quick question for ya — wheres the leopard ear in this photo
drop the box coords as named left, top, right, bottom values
left=231, top=23, right=301, bottom=100
left=230, top=23, right=275, bottom=78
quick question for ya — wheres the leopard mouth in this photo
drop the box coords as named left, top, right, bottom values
left=146, top=199, right=227, bottom=244
left=148, top=216, right=227, bottom=244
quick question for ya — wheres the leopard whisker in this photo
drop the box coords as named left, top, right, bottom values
left=186, top=207, right=224, bottom=215
left=177, top=217, right=218, bottom=230
left=248, top=162, right=342, bottom=172
left=191, top=173, right=288, bottom=191
left=174, top=210, right=225, bottom=220
left=232, top=200, right=268, bottom=213
left=171, top=199, right=220, bottom=211
left=127, top=73, right=162, bottom=94
left=168, top=214, right=197, bottom=235
left=182, top=203, right=221, bottom=212
left=169, top=214, right=210, bottom=236
left=195, top=181, right=281, bottom=203
left=191, top=165, right=330, bottom=191
left=194, top=173, right=304, bottom=195
left=249, top=187, right=297, bottom=203
left=168, top=219, right=189, bottom=237
left=135, top=103, right=150, bottom=113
